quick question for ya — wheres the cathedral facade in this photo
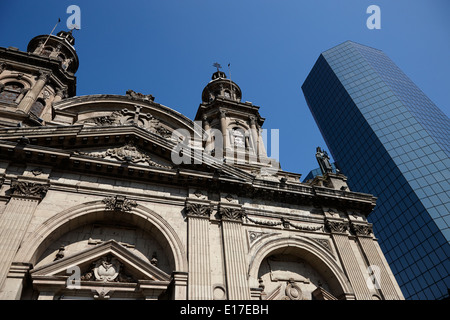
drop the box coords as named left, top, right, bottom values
left=0, top=30, right=403, bottom=300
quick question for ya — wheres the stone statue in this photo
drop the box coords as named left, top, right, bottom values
left=126, top=89, right=155, bottom=101
left=316, top=147, right=333, bottom=175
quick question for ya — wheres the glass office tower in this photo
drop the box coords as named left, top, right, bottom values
left=301, top=41, right=449, bottom=300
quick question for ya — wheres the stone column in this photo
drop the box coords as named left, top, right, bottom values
left=0, top=179, right=49, bottom=290
left=219, top=204, right=251, bottom=300
left=351, top=222, right=403, bottom=300
left=17, top=71, right=49, bottom=113
left=326, top=218, right=373, bottom=300
left=52, top=88, right=66, bottom=104
left=185, top=201, right=213, bottom=300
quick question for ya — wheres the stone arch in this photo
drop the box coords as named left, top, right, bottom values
left=248, top=236, right=354, bottom=300
left=0, top=76, right=33, bottom=89
left=15, top=200, right=187, bottom=273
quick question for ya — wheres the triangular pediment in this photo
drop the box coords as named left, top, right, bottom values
left=31, top=239, right=170, bottom=282
left=0, top=124, right=256, bottom=183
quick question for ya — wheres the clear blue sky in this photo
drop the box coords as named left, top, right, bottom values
left=1, top=0, right=449, bottom=178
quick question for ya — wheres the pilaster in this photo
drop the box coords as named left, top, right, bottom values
left=185, top=199, right=213, bottom=299
left=219, top=203, right=251, bottom=300
left=325, top=218, right=373, bottom=300
left=0, top=178, right=49, bottom=290
left=170, top=271, right=188, bottom=300
left=351, top=221, right=403, bottom=300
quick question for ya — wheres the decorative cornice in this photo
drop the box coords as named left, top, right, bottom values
left=10, top=179, right=49, bottom=200
left=102, top=195, right=137, bottom=212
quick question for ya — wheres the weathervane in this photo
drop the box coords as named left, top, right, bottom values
left=213, top=62, right=222, bottom=72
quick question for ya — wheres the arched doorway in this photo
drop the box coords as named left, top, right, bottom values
left=15, top=201, right=187, bottom=300
left=248, top=237, right=354, bottom=300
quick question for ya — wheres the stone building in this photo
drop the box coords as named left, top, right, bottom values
left=0, top=30, right=403, bottom=300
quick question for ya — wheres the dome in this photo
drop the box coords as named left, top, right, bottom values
left=201, top=71, right=242, bottom=103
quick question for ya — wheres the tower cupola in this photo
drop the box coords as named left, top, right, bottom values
left=201, top=69, right=242, bottom=103
left=27, top=30, right=79, bottom=74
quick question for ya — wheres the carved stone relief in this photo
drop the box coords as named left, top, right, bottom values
left=185, top=202, right=212, bottom=218
left=350, top=222, right=373, bottom=237
left=126, top=89, right=155, bottom=102
left=247, top=231, right=280, bottom=248
left=10, top=179, right=50, bottom=199
left=74, top=143, right=172, bottom=169
left=84, top=105, right=173, bottom=139
left=102, top=195, right=137, bottom=212
left=245, top=215, right=322, bottom=232
left=219, top=206, right=245, bottom=222
left=325, top=219, right=349, bottom=234
left=80, top=254, right=135, bottom=283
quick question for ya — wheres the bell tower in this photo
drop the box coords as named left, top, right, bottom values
left=0, top=29, right=79, bottom=126
left=195, top=65, right=278, bottom=173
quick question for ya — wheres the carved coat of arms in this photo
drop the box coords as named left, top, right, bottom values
left=93, top=256, right=122, bottom=282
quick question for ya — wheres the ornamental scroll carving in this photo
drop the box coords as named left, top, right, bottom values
left=325, top=220, right=349, bottom=234
left=103, top=195, right=137, bottom=212
left=350, top=222, right=373, bottom=237
left=219, top=206, right=245, bottom=222
left=10, top=179, right=49, bottom=199
left=185, top=202, right=213, bottom=218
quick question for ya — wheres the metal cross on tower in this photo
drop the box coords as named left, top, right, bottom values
left=213, top=62, right=222, bottom=72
